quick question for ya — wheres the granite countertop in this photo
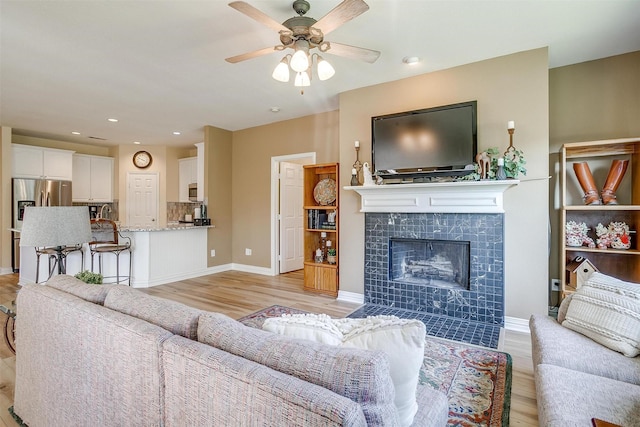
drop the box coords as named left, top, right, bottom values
left=118, top=223, right=215, bottom=232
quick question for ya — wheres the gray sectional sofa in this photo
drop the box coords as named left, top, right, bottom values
left=13, top=275, right=449, bottom=427
left=530, top=286, right=640, bottom=427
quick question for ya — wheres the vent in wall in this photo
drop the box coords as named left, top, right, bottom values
left=88, top=136, right=107, bottom=140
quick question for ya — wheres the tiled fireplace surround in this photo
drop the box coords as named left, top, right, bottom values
left=347, top=181, right=516, bottom=348
left=364, top=212, right=504, bottom=324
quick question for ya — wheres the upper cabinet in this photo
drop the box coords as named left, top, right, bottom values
left=178, top=157, right=197, bottom=202
left=195, top=142, right=204, bottom=202
left=72, top=154, right=114, bottom=202
left=12, top=144, right=74, bottom=180
left=178, top=143, right=204, bottom=203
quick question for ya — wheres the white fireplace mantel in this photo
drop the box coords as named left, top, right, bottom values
left=345, top=180, right=519, bottom=213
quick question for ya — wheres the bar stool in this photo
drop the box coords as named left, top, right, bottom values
left=34, top=244, right=84, bottom=283
left=89, top=219, right=132, bottom=285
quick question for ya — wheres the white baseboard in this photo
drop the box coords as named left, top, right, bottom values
left=131, top=264, right=234, bottom=288
left=0, top=268, right=15, bottom=276
left=337, top=290, right=364, bottom=304
left=231, top=263, right=273, bottom=276
left=505, top=316, right=530, bottom=333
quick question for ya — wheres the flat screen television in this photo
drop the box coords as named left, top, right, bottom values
left=371, top=101, right=477, bottom=178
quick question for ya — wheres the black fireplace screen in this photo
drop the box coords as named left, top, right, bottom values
left=389, top=238, right=470, bottom=289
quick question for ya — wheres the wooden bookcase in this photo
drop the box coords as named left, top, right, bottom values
left=303, top=163, right=339, bottom=297
left=560, top=137, right=640, bottom=297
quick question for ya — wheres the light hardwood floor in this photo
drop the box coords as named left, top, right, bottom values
left=0, top=270, right=538, bottom=426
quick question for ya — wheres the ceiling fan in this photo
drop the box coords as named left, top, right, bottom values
left=226, top=0, right=380, bottom=89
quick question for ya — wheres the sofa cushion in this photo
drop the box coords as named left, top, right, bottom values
left=263, top=314, right=425, bottom=427
left=535, top=363, right=640, bottom=426
left=562, top=273, right=640, bottom=357
left=198, top=312, right=399, bottom=426
left=104, top=285, right=202, bottom=339
left=46, top=274, right=112, bottom=305
left=163, top=335, right=367, bottom=427
left=529, top=314, right=640, bottom=385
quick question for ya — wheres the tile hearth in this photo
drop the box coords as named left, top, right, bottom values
left=348, top=304, right=501, bottom=349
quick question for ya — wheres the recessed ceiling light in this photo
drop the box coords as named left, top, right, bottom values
left=71, top=131, right=81, bottom=135
left=107, top=118, right=118, bottom=122
left=172, top=131, right=181, bottom=135
left=402, top=56, right=420, bottom=65
left=133, top=141, right=141, bottom=145
left=270, top=107, right=280, bottom=113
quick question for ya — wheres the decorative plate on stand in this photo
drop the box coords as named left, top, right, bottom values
left=313, top=178, right=337, bottom=205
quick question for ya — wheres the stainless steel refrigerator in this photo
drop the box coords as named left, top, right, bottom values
left=12, top=178, right=73, bottom=271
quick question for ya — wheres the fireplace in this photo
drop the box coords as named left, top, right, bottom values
left=390, top=238, right=470, bottom=290
left=348, top=181, right=517, bottom=340
left=364, top=212, right=504, bottom=325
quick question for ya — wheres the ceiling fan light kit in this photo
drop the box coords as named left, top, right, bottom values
left=294, top=71, right=311, bottom=87
left=290, top=47, right=310, bottom=72
left=272, top=57, right=291, bottom=82
left=227, top=0, right=380, bottom=91
left=316, top=55, right=335, bottom=80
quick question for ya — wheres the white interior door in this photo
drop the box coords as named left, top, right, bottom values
left=279, top=161, right=304, bottom=273
left=127, top=172, right=158, bottom=227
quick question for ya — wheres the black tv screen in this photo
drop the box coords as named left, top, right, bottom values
left=371, top=101, right=477, bottom=177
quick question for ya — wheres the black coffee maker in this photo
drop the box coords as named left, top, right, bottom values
left=194, top=203, right=211, bottom=226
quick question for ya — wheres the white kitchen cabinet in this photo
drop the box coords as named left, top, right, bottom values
left=12, top=144, right=74, bottom=180
left=72, top=154, right=114, bottom=202
left=178, top=157, right=197, bottom=202
left=195, top=142, right=204, bottom=202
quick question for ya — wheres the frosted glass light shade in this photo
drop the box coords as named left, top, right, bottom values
left=316, top=57, right=335, bottom=81
left=272, top=59, right=290, bottom=82
left=20, top=206, right=91, bottom=247
left=290, top=49, right=309, bottom=73
left=294, top=71, right=311, bottom=87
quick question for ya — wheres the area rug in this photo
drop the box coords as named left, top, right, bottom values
left=237, top=305, right=512, bottom=427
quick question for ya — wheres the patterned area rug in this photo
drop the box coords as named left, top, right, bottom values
left=238, top=305, right=512, bottom=427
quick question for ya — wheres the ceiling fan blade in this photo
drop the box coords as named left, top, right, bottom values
left=322, top=42, right=380, bottom=63
left=225, top=46, right=278, bottom=63
left=314, top=0, right=369, bottom=36
left=228, top=1, right=289, bottom=33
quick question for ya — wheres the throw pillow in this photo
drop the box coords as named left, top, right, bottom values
left=263, top=314, right=426, bottom=427
left=562, top=273, right=640, bottom=357
left=556, top=293, right=573, bottom=324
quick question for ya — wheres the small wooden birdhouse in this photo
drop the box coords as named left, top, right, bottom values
left=565, top=256, right=599, bottom=290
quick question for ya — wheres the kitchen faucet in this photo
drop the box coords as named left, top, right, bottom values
left=99, top=204, right=111, bottom=219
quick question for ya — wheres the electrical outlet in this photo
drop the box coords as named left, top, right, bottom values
left=210, top=249, right=215, bottom=257
left=550, top=278, right=560, bottom=291
left=245, top=248, right=252, bottom=256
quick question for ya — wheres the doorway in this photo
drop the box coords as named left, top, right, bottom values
left=270, top=152, right=316, bottom=275
left=126, top=172, right=159, bottom=227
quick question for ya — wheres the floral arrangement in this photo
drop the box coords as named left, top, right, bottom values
left=462, top=147, right=527, bottom=180
left=595, top=221, right=632, bottom=250
left=327, top=248, right=337, bottom=264
left=565, top=221, right=595, bottom=248
left=74, top=270, right=103, bottom=284
left=503, top=147, right=527, bottom=178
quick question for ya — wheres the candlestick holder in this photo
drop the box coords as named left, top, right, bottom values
left=352, top=146, right=363, bottom=185
left=504, top=128, right=516, bottom=157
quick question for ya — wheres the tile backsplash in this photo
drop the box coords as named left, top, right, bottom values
left=167, top=202, right=200, bottom=222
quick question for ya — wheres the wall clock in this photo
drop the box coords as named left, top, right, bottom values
left=133, top=150, right=152, bottom=169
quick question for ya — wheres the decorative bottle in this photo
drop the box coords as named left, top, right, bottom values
left=496, top=158, right=507, bottom=180
left=350, top=168, right=359, bottom=186
left=320, top=232, right=327, bottom=261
